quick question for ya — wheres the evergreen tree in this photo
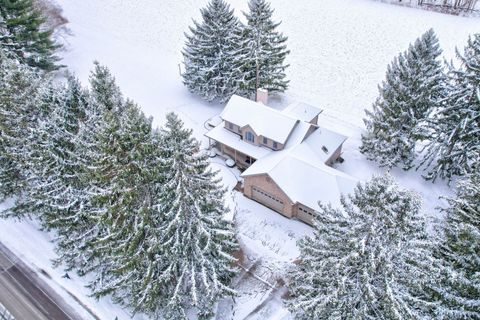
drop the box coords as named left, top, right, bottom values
left=289, top=175, right=436, bottom=319
left=51, top=83, right=104, bottom=275
left=361, top=29, right=446, bottom=170
left=0, top=52, right=44, bottom=201
left=155, top=113, right=237, bottom=319
left=52, top=63, right=123, bottom=274
left=89, top=61, right=124, bottom=112
left=431, top=166, right=480, bottom=319
left=82, top=101, right=160, bottom=304
left=182, top=0, right=242, bottom=102
left=11, top=75, right=88, bottom=226
left=420, top=34, right=480, bottom=182
left=238, top=0, right=289, bottom=97
left=0, top=0, right=62, bottom=71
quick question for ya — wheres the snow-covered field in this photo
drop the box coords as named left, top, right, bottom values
left=1, top=0, right=479, bottom=319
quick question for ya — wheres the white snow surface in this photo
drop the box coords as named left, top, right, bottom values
left=205, top=122, right=272, bottom=159
left=221, top=95, right=298, bottom=144
left=282, top=101, right=322, bottom=123
left=252, top=154, right=357, bottom=210
left=1, top=0, right=478, bottom=319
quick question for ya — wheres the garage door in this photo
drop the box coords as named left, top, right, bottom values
left=251, top=186, right=284, bottom=213
left=297, top=206, right=315, bottom=225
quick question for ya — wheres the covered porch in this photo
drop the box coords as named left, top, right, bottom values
left=205, top=124, right=272, bottom=170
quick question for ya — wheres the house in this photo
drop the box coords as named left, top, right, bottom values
left=205, top=95, right=356, bottom=225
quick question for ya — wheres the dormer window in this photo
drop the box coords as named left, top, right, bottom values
left=246, top=131, right=254, bottom=142
left=322, top=146, right=329, bottom=153
left=273, top=141, right=278, bottom=149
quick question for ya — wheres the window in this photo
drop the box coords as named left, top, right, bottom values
left=228, top=122, right=233, bottom=130
left=246, top=131, right=254, bottom=142
left=299, top=207, right=315, bottom=216
left=273, top=141, right=278, bottom=149
left=322, top=146, right=329, bottom=153
left=263, top=137, right=267, bottom=144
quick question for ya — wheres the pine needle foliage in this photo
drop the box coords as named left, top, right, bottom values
left=361, top=29, right=447, bottom=170
left=289, top=175, right=437, bottom=320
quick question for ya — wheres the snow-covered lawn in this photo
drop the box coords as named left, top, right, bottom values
left=0, top=0, right=478, bottom=319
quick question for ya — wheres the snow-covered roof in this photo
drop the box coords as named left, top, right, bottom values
left=282, top=102, right=323, bottom=123
left=244, top=125, right=347, bottom=174
left=294, top=126, right=347, bottom=163
left=210, top=94, right=354, bottom=210
left=284, top=121, right=313, bottom=149
left=242, top=153, right=356, bottom=210
left=240, top=125, right=351, bottom=209
left=205, top=123, right=271, bottom=160
left=221, top=95, right=298, bottom=144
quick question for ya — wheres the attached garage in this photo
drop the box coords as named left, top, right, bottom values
left=296, top=205, right=316, bottom=225
left=251, top=186, right=284, bottom=213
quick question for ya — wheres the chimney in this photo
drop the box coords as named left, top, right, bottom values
left=256, top=88, right=268, bottom=105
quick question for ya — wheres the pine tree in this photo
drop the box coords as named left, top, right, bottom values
left=182, top=0, right=242, bottom=102
left=82, top=101, right=161, bottom=303
left=0, top=52, right=45, bottom=201
left=288, top=175, right=436, bottom=319
left=51, top=83, right=104, bottom=275
left=431, top=166, right=480, bottom=319
left=11, top=75, right=88, bottom=226
left=420, top=34, right=480, bottom=182
left=361, top=29, right=446, bottom=170
left=0, top=0, right=62, bottom=71
left=52, top=63, right=124, bottom=274
left=238, top=0, right=289, bottom=97
left=89, top=61, right=124, bottom=112
left=154, top=113, right=237, bottom=319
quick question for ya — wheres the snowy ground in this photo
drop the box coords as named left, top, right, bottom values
left=1, top=0, right=479, bottom=319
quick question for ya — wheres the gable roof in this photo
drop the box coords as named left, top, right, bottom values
left=284, top=121, right=313, bottom=148
left=221, top=95, right=298, bottom=144
left=294, top=126, right=347, bottom=163
left=209, top=94, right=355, bottom=210
left=240, top=126, right=352, bottom=210
left=282, top=101, right=323, bottom=123
left=242, top=153, right=356, bottom=210
left=205, top=122, right=271, bottom=160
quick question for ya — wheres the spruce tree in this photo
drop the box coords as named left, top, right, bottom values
left=431, top=166, right=480, bottom=319
left=361, top=29, right=446, bottom=170
left=182, top=0, right=242, bottom=102
left=288, top=175, right=436, bottom=319
left=156, top=113, right=237, bottom=319
left=11, top=75, right=88, bottom=226
left=53, top=63, right=123, bottom=274
left=83, top=101, right=160, bottom=303
left=52, top=83, right=104, bottom=275
left=0, top=52, right=44, bottom=201
left=0, top=0, right=62, bottom=71
left=420, top=34, right=480, bottom=182
left=238, top=0, right=289, bottom=97
left=89, top=61, right=124, bottom=112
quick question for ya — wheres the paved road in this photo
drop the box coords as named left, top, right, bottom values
left=0, top=243, right=83, bottom=320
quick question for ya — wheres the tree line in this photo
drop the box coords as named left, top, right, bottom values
left=361, top=29, right=479, bottom=183
left=418, top=0, right=478, bottom=12
left=288, top=172, right=479, bottom=319
left=1, top=2, right=238, bottom=318
left=182, top=0, right=290, bottom=102
left=286, top=29, right=479, bottom=319
left=0, top=54, right=238, bottom=319
left=2, top=1, right=478, bottom=319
